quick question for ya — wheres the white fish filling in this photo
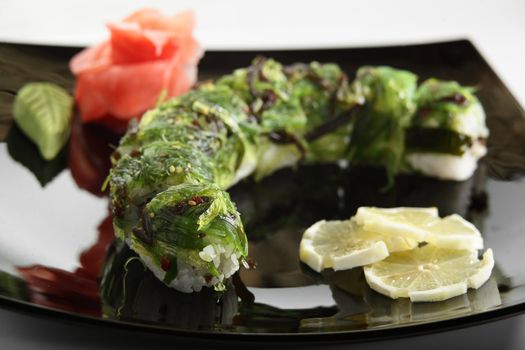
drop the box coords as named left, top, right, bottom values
left=230, top=143, right=258, bottom=186
left=254, top=142, right=302, bottom=180
left=406, top=140, right=487, bottom=181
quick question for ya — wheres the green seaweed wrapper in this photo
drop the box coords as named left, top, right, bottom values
left=348, top=66, right=418, bottom=183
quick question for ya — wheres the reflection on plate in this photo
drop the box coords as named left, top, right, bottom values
left=0, top=40, right=524, bottom=342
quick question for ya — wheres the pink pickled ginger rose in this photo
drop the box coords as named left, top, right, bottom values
left=70, top=9, right=202, bottom=124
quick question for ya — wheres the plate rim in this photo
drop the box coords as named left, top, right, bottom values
left=0, top=292, right=523, bottom=343
left=1, top=38, right=525, bottom=342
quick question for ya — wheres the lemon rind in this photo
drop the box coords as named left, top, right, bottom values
left=468, top=249, right=494, bottom=289
left=354, top=207, right=439, bottom=241
left=299, top=238, right=325, bottom=272
left=425, top=214, right=484, bottom=250
left=425, top=234, right=484, bottom=251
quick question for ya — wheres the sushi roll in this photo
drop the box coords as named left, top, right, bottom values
left=108, top=85, right=257, bottom=293
left=405, top=79, right=489, bottom=180
left=108, top=58, right=359, bottom=292
left=108, top=58, right=489, bottom=293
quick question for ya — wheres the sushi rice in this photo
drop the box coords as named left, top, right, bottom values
left=407, top=140, right=487, bottom=181
left=128, top=237, right=240, bottom=293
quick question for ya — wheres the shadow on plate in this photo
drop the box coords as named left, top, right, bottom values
left=0, top=160, right=504, bottom=334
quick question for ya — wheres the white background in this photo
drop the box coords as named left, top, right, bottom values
left=1, top=0, right=525, bottom=106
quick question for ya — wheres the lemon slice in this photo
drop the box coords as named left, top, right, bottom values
left=364, top=245, right=494, bottom=302
left=353, top=207, right=438, bottom=242
left=353, top=226, right=419, bottom=253
left=425, top=214, right=484, bottom=250
left=299, top=220, right=389, bottom=272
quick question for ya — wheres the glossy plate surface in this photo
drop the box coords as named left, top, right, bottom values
left=0, top=40, right=524, bottom=342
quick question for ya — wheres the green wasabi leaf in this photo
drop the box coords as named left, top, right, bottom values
left=13, top=82, right=73, bottom=160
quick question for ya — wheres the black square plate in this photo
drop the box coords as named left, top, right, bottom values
left=0, top=40, right=524, bottom=343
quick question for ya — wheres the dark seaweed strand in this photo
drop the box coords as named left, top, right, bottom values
left=305, top=106, right=360, bottom=142
left=245, top=58, right=357, bottom=154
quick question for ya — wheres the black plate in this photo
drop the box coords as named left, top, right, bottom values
left=0, top=40, right=524, bottom=343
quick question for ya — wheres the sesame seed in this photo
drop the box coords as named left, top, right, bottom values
left=168, top=165, right=176, bottom=173
left=188, top=200, right=197, bottom=206
left=149, top=212, right=155, bottom=218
